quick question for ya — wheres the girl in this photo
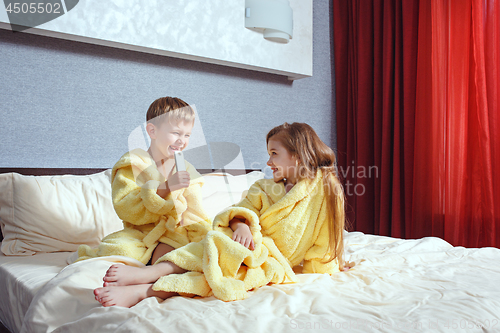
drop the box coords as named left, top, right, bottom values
left=94, top=122, right=346, bottom=307
left=230, top=122, right=346, bottom=272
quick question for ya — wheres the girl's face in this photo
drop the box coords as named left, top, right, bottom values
left=266, top=137, right=298, bottom=185
left=148, top=119, right=193, bottom=160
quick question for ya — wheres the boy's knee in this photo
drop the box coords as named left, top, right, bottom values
left=151, top=243, right=175, bottom=264
left=97, top=229, right=150, bottom=262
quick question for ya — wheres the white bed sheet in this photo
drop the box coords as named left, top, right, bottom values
left=0, top=250, right=71, bottom=333
left=13, top=232, right=500, bottom=333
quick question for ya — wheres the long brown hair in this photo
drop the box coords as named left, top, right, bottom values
left=266, top=122, right=346, bottom=268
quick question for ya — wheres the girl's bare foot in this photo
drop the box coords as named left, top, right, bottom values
left=103, top=262, right=185, bottom=287
left=94, top=284, right=176, bottom=307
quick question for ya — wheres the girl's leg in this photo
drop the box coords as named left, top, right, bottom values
left=102, top=243, right=186, bottom=287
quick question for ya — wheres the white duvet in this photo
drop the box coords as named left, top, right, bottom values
left=20, top=232, right=500, bottom=333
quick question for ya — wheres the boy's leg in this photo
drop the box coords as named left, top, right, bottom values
left=102, top=260, right=184, bottom=287
left=103, top=243, right=186, bottom=287
left=151, top=243, right=175, bottom=265
left=95, top=228, right=153, bottom=264
left=94, top=283, right=177, bottom=307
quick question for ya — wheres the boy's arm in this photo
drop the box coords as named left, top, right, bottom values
left=156, top=170, right=191, bottom=197
left=112, top=165, right=181, bottom=226
left=180, top=180, right=213, bottom=242
left=156, top=181, right=170, bottom=198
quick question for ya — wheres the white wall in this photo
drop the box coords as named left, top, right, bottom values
left=0, top=0, right=334, bottom=172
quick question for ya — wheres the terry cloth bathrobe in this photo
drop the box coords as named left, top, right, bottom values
left=152, top=169, right=341, bottom=301
left=77, top=148, right=211, bottom=264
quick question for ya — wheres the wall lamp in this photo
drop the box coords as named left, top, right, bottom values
left=245, top=0, right=293, bottom=44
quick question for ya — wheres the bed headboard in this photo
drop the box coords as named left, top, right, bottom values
left=0, top=168, right=109, bottom=176
left=0, top=167, right=258, bottom=242
left=0, top=168, right=256, bottom=176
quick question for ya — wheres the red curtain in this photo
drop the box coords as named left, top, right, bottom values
left=333, top=0, right=500, bottom=248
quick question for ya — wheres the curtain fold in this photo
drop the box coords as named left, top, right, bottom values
left=333, top=0, right=499, bottom=247
left=333, top=0, right=419, bottom=238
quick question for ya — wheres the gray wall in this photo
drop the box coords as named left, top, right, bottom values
left=0, top=1, right=335, bottom=172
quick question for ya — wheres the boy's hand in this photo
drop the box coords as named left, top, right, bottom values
left=231, top=222, right=255, bottom=250
left=167, top=171, right=190, bottom=192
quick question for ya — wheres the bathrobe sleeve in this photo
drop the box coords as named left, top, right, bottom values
left=181, top=180, right=212, bottom=242
left=211, top=181, right=266, bottom=231
left=233, top=181, right=266, bottom=215
left=111, top=164, right=182, bottom=226
left=302, top=219, right=340, bottom=274
left=224, top=179, right=282, bottom=222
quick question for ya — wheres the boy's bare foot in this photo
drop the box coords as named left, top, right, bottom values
left=103, top=263, right=185, bottom=287
left=103, top=264, right=150, bottom=286
left=94, top=284, right=176, bottom=307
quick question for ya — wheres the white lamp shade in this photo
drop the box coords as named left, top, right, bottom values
left=245, top=0, right=293, bottom=43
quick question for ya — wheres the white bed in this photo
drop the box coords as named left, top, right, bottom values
left=1, top=169, right=500, bottom=333
left=0, top=252, right=70, bottom=332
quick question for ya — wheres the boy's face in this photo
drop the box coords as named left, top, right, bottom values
left=149, top=119, right=193, bottom=160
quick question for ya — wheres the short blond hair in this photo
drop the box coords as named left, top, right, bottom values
left=146, top=97, right=195, bottom=126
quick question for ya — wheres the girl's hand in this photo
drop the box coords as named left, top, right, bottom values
left=232, top=222, right=255, bottom=250
left=167, top=171, right=190, bottom=192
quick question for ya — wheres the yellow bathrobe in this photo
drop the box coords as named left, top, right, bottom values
left=77, top=149, right=211, bottom=264
left=153, top=170, right=340, bottom=301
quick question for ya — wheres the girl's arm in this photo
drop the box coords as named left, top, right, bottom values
left=229, top=217, right=255, bottom=250
left=213, top=180, right=269, bottom=250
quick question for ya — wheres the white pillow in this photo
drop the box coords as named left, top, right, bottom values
left=0, top=170, right=265, bottom=256
left=201, top=171, right=265, bottom=220
left=0, top=170, right=123, bottom=255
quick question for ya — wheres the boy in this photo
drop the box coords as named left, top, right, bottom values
left=78, top=97, right=211, bottom=305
